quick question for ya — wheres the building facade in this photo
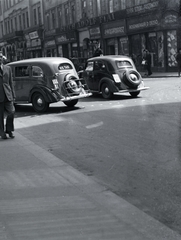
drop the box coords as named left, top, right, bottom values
left=0, top=0, right=180, bottom=71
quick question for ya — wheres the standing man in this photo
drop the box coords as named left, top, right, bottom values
left=142, top=49, right=152, bottom=76
left=0, top=51, right=16, bottom=139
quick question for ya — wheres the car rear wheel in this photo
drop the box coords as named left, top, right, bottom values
left=101, top=83, right=113, bottom=99
left=123, top=70, right=142, bottom=88
left=63, top=99, right=78, bottom=107
left=130, top=91, right=140, bottom=97
left=32, top=92, right=49, bottom=113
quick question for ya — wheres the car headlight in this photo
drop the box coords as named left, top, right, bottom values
left=112, top=74, right=121, bottom=83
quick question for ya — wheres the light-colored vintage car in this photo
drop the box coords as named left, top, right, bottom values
left=7, top=57, right=91, bottom=112
left=81, top=55, right=149, bottom=99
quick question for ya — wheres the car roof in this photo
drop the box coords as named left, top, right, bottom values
left=88, top=55, right=132, bottom=62
left=7, top=57, right=72, bottom=66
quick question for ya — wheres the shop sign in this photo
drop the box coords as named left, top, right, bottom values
left=89, top=27, right=101, bottom=39
left=31, top=38, right=41, bottom=47
left=44, top=40, right=56, bottom=48
left=164, top=14, right=177, bottom=24
left=127, top=15, right=159, bottom=33
left=29, top=31, right=39, bottom=39
left=56, top=35, right=68, bottom=43
left=56, top=31, right=76, bottom=44
left=45, top=29, right=56, bottom=37
left=76, top=13, right=115, bottom=29
left=103, top=20, right=126, bottom=38
left=127, top=1, right=159, bottom=15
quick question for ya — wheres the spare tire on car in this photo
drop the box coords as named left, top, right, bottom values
left=62, top=73, right=81, bottom=96
left=122, top=69, right=142, bottom=88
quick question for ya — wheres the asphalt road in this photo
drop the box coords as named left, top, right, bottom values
left=15, top=77, right=181, bottom=234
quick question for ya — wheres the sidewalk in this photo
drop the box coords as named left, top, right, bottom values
left=140, top=71, right=178, bottom=78
left=0, top=132, right=181, bottom=240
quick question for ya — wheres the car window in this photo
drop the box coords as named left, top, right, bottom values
left=116, top=61, right=132, bottom=68
left=58, top=63, right=73, bottom=70
left=94, top=60, right=105, bottom=71
left=32, top=66, right=43, bottom=77
left=14, top=66, right=29, bottom=77
left=85, top=62, right=93, bottom=71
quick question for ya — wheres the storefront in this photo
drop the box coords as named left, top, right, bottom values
left=44, top=29, right=57, bottom=57
left=25, top=31, right=43, bottom=58
left=102, top=20, right=127, bottom=56
left=127, top=8, right=179, bottom=71
left=89, top=26, right=101, bottom=57
left=56, top=31, right=77, bottom=58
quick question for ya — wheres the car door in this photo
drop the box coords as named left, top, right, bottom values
left=83, top=61, right=94, bottom=91
left=93, top=60, right=106, bottom=91
left=13, top=64, right=31, bottom=101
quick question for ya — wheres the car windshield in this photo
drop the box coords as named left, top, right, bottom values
left=116, top=60, right=132, bottom=69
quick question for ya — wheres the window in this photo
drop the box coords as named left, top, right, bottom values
left=96, top=0, right=101, bottom=15
left=82, top=0, right=87, bottom=18
left=58, top=63, right=72, bottom=70
left=58, top=7, right=62, bottom=28
left=32, top=66, right=43, bottom=77
left=85, top=62, right=93, bottom=71
left=38, top=6, right=41, bottom=25
left=15, top=66, right=29, bottom=77
left=23, top=13, right=26, bottom=29
left=19, top=15, right=22, bottom=30
left=71, top=4, right=75, bottom=23
left=46, top=14, right=50, bottom=30
left=120, top=0, right=126, bottom=9
left=65, top=4, right=69, bottom=24
left=116, top=61, right=132, bottom=68
left=52, top=11, right=56, bottom=28
left=33, top=8, right=37, bottom=25
left=109, top=0, right=113, bottom=13
left=26, top=11, right=29, bottom=28
left=14, top=17, right=17, bottom=31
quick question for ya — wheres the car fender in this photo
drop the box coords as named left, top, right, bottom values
left=29, top=85, right=59, bottom=103
left=99, top=77, right=119, bottom=92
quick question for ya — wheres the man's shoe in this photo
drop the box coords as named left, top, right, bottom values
left=1, top=134, right=7, bottom=139
left=6, top=131, right=15, bottom=139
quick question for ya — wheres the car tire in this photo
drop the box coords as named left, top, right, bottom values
left=130, top=91, right=140, bottom=97
left=63, top=99, right=78, bottom=107
left=64, top=74, right=81, bottom=95
left=32, top=92, right=49, bottom=113
left=101, top=83, right=113, bottom=99
left=123, top=70, right=142, bottom=88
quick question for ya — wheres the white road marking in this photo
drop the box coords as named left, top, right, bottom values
left=86, top=121, right=103, bottom=129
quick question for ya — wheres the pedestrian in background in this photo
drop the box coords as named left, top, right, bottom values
left=176, top=48, right=181, bottom=77
left=142, top=49, right=152, bottom=76
left=0, top=51, right=16, bottom=139
left=93, top=43, right=103, bottom=57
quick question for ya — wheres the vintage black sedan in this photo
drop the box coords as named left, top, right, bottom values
left=7, top=57, right=91, bottom=112
left=81, top=55, right=149, bottom=99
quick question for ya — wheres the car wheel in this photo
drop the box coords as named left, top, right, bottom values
left=64, top=74, right=81, bottom=95
left=123, top=70, right=142, bottom=88
left=63, top=99, right=78, bottom=107
left=32, top=92, right=49, bottom=113
left=130, top=91, right=140, bottom=97
left=101, top=83, right=113, bottom=99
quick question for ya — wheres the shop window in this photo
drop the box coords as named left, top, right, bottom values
left=157, top=32, right=164, bottom=68
left=119, top=37, right=129, bottom=55
left=167, top=30, right=177, bottom=67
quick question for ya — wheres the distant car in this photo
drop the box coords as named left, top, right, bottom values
left=7, top=57, right=91, bottom=112
left=81, top=55, right=149, bottom=99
